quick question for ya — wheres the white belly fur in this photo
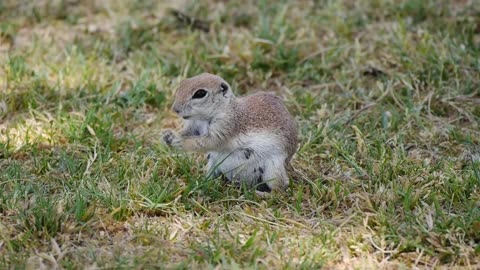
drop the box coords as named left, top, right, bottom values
left=206, top=132, right=288, bottom=189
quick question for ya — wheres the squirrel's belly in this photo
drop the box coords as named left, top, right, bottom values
left=207, top=149, right=262, bottom=184
left=207, top=132, right=287, bottom=185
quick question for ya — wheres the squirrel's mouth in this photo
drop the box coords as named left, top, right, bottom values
left=182, top=116, right=191, bottom=120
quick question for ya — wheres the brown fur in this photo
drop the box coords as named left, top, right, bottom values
left=169, top=73, right=298, bottom=159
left=230, top=92, right=298, bottom=163
left=163, top=73, right=298, bottom=189
left=173, top=73, right=226, bottom=110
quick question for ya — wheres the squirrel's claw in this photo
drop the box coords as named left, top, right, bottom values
left=162, top=129, right=181, bottom=147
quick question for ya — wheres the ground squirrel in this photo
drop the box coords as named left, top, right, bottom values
left=162, top=73, right=298, bottom=192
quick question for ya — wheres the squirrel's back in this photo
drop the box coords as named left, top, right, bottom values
left=233, top=91, right=298, bottom=161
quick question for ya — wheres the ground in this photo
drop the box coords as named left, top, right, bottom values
left=0, top=0, right=479, bottom=269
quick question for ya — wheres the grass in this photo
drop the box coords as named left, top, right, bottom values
left=0, top=0, right=479, bottom=269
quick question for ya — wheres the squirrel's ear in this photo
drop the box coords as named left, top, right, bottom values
left=220, top=82, right=228, bottom=96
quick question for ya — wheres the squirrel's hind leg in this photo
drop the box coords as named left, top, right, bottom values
left=256, top=156, right=289, bottom=191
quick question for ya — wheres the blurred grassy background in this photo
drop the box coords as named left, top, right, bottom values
left=0, top=0, right=479, bottom=269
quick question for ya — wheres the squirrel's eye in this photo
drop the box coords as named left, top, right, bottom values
left=192, top=89, right=208, bottom=99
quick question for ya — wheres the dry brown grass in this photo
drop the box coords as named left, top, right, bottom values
left=1, top=0, right=479, bottom=269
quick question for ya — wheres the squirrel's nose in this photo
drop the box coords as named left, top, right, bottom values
left=172, top=104, right=181, bottom=114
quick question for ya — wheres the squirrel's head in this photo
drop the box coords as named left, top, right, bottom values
left=172, top=73, right=234, bottom=120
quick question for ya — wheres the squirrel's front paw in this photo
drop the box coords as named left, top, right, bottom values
left=162, top=129, right=181, bottom=147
